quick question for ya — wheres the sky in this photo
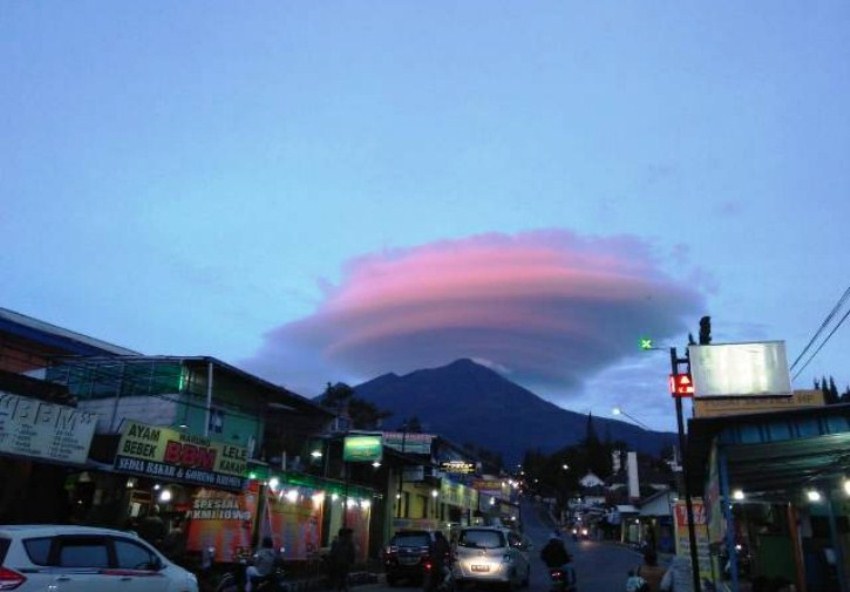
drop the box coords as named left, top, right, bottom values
left=3, top=2, right=850, bottom=433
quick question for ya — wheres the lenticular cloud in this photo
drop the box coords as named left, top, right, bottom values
left=245, top=230, right=705, bottom=396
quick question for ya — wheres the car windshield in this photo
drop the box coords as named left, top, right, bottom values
left=393, top=533, right=430, bottom=547
left=458, top=530, right=505, bottom=549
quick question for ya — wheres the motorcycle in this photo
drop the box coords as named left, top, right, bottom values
left=548, top=566, right=578, bottom=592
left=422, top=557, right=454, bottom=592
left=214, top=547, right=289, bottom=592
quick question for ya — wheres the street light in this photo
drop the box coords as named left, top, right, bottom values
left=611, top=407, right=653, bottom=431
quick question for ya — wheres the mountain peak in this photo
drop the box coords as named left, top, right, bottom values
left=354, top=360, right=675, bottom=464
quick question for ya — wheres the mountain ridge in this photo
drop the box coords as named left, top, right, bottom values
left=351, top=358, right=675, bottom=465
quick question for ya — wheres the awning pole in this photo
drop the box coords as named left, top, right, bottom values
left=719, top=448, right=740, bottom=592
left=786, top=502, right=808, bottom=592
left=827, top=494, right=848, bottom=592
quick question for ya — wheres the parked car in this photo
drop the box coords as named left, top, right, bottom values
left=452, top=526, right=532, bottom=591
left=382, top=530, right=436, bottom=586
left=0, top=524, right=199, bottom=592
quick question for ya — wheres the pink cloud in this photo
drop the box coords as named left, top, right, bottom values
left=243, top=230, right=706, bottom=397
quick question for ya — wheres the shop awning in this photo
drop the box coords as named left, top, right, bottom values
left=688, top=402, right=850, bottom=500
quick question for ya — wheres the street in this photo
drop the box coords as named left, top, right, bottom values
left=359, top=497, right=656, bottom=592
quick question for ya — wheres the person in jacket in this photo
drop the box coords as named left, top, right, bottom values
left=540, top=535, right=577, bottom=590
left=660, top=554, right=694, bottom=592
left=246, top=537, right=279, bottom=592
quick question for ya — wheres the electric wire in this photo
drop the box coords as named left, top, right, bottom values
left=792, top=305, right=850, bottom=381
left=789, top=285, right=850, bottom=373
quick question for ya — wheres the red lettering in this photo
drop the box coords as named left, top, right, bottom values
left=162, top=440, right=218, bottom=470
left=164, top=441, right=182, bottom=463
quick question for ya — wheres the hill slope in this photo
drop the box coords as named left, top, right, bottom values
left=352, top=358, right=675, bottom=465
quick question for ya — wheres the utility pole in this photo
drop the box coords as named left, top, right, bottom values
left=671, top=346, right=701, bottom=592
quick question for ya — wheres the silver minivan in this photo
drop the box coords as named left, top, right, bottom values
left=452, top=526, right=532, bottom=590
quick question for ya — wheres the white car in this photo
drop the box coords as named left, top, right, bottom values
left=0, top=524, right=198, bottom=592
left=452, top=526, right=532, bottom=591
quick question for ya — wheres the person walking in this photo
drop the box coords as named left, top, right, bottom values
left=328, top=528, right=355, bottom=592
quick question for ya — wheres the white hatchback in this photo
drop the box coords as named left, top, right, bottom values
left=452, top=526, right=532, bottom=591
left=0, top=524, right=198, bottom=592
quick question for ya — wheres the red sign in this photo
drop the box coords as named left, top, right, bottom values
left=669, top=373, right=694, bottom=397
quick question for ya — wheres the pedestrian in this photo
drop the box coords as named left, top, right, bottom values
left=328, top=528, right=355, bottom=592
left=635, top=549, right=665, bottom=591
left=160, top=516, right=188, bottom=565
left=660, top=554, right=694, bottom=592
left=137, top=506, right=165, bottom=547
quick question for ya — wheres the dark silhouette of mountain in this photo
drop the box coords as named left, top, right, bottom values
left=352, top=358, right=676, bottom=465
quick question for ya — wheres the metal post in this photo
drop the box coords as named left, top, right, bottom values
left=204, top=360, right=213, bottom=437
left=671, top=347, right=702, bottom=592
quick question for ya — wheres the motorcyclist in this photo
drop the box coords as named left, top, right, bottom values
left=246, top=537, right=279, bottom=592
left=541, top=534, right=576, bottom=591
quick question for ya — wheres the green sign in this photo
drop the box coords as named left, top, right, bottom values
left=343, top=434, right=383, bottom=463
left=639, top=337, right=654, bottom=350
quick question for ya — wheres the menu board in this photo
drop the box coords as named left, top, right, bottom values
left=0, top=391, right=97, bottom=465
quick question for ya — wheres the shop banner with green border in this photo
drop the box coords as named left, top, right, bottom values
left=114, top=420, right=248, bottom=491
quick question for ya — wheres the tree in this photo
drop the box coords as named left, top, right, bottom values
left=698, top=315, right=712, bottom=345
left=319, top=382, right=392, bottom=429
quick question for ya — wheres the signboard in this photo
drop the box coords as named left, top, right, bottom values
left=440, top=460, right=475, bottom=474
left=382, top=432, right=434, bottom=455
left=0, top=391, right=97, bottom=465
left=673, top=499, right=712, bottom=585
left=114, top=420, right=248, bottom=491
left=343, top=434, right=383, bottom=463
left=472, top=479, right=506, bottom=499
left=688, top=341, right=792, bottom=398
left=669, top=374, right=694, bottom=397
left=694, top=389, right=825, bottom=419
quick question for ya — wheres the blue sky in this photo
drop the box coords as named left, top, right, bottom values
left=3, top=2, right=849, bottom=432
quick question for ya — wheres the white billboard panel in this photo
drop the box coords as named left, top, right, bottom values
left=688, top=341, right=792, bottom=398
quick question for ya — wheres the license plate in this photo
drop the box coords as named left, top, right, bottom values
left=399, top=558, right=418, bottom=565
left=471, top=565, right=490, bottom=573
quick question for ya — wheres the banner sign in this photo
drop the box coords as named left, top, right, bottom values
left=673, top=499, right=712, bottom=584
left=382, top=432, right=434, bottom=455
left=114, top=421, right=248, bottom=491
left=472, top=479, right=506, bottom=499
left=262, top=487, right=324, bottom=561
left=0, top=391, right=96, bottom=465
left=186, top=484, right=258, bottom=561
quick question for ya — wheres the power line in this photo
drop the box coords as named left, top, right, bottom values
left=792, top=306, right=850, bottom=381
left=789, top=285, right=850, bottom=374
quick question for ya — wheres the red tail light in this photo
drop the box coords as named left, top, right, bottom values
left=0, top=567, right=26, bottom=591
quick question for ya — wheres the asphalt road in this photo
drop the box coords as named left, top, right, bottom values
left=362, top=496, right=653, bottom=592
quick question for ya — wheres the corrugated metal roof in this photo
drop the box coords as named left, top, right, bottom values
left=0, top=307, right=139, bottom=356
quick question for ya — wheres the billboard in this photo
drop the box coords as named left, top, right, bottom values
left=688, top=341, right=792, bottom=398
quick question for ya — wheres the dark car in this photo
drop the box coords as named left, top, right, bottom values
left=382, top=530, right=436, bottom=586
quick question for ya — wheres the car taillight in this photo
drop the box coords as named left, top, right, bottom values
left=0, top=567, right=26, bottom=591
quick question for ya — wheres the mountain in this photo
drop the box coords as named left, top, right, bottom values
left=352, top=358, right=676, bottom=465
